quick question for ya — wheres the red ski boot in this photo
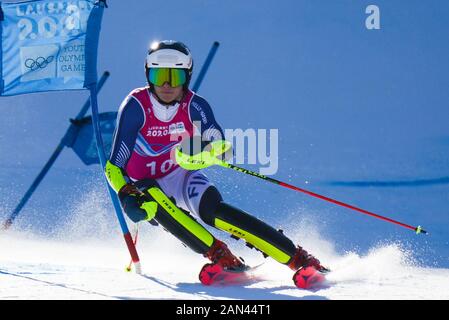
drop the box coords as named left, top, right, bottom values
left=204, top=239, right=245, bottom=270
left=288, top=246, right=330, bottom=289
left=199, top=240, right=249, bottom=285
left=288, top=245, right=325, bottom=271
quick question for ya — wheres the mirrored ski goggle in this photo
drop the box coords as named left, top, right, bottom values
left=148, top=68, right=187, bottom=87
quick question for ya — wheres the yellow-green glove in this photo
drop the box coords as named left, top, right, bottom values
left=175, top=138, right=232, bottom=170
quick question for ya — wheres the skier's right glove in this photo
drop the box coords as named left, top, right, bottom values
left=118, top=183, right=144, bottom=201
left=105, top=160, right=157, bottom=222
left=118, top=183, right=158, bottom=222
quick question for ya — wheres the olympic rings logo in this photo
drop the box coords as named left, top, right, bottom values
left=24, top=56, right=54, bottom=71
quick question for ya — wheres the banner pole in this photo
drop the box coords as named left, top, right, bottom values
left=88, top=82, right=141, bottom=273
left=2, top=71, right=111, bottom=230
left=192, top=41, right=220, bottom=92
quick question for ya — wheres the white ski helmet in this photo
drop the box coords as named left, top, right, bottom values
left=145, top=40, right=193, bottom=89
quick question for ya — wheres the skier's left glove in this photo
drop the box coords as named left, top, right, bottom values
left=175, top=137, right=232, bottom=170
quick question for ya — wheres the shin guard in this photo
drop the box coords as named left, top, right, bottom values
left=209, top=202, right=297, bottom=264
left=145, top=187, right=215, bottom=255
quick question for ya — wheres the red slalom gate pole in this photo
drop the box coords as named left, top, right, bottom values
left=126, top=226, right=139, bottom=272
left=218, top=162, right=427, bottom=235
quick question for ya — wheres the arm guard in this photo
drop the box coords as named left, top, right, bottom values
left=104, top=160, right=128, bottom=193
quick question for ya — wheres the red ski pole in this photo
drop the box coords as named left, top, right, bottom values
left=217, top=161, right=427, bottom=235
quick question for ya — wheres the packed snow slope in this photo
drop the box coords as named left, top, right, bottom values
left=1, top=184, right=449, bottom=300
left=1, top=1, right=449, bottom=299
left=1, top=214, right=449, bottom=300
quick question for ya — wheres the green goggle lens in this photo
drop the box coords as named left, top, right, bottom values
left=148, top=68, right=187, bottom=87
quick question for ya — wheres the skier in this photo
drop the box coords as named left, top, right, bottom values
left=105, top=40, right=327, bottom=284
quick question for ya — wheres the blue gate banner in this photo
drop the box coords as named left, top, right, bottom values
left=0, top=0, right=105, bottom=96
left=70, top=111, right=116, bottom=165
